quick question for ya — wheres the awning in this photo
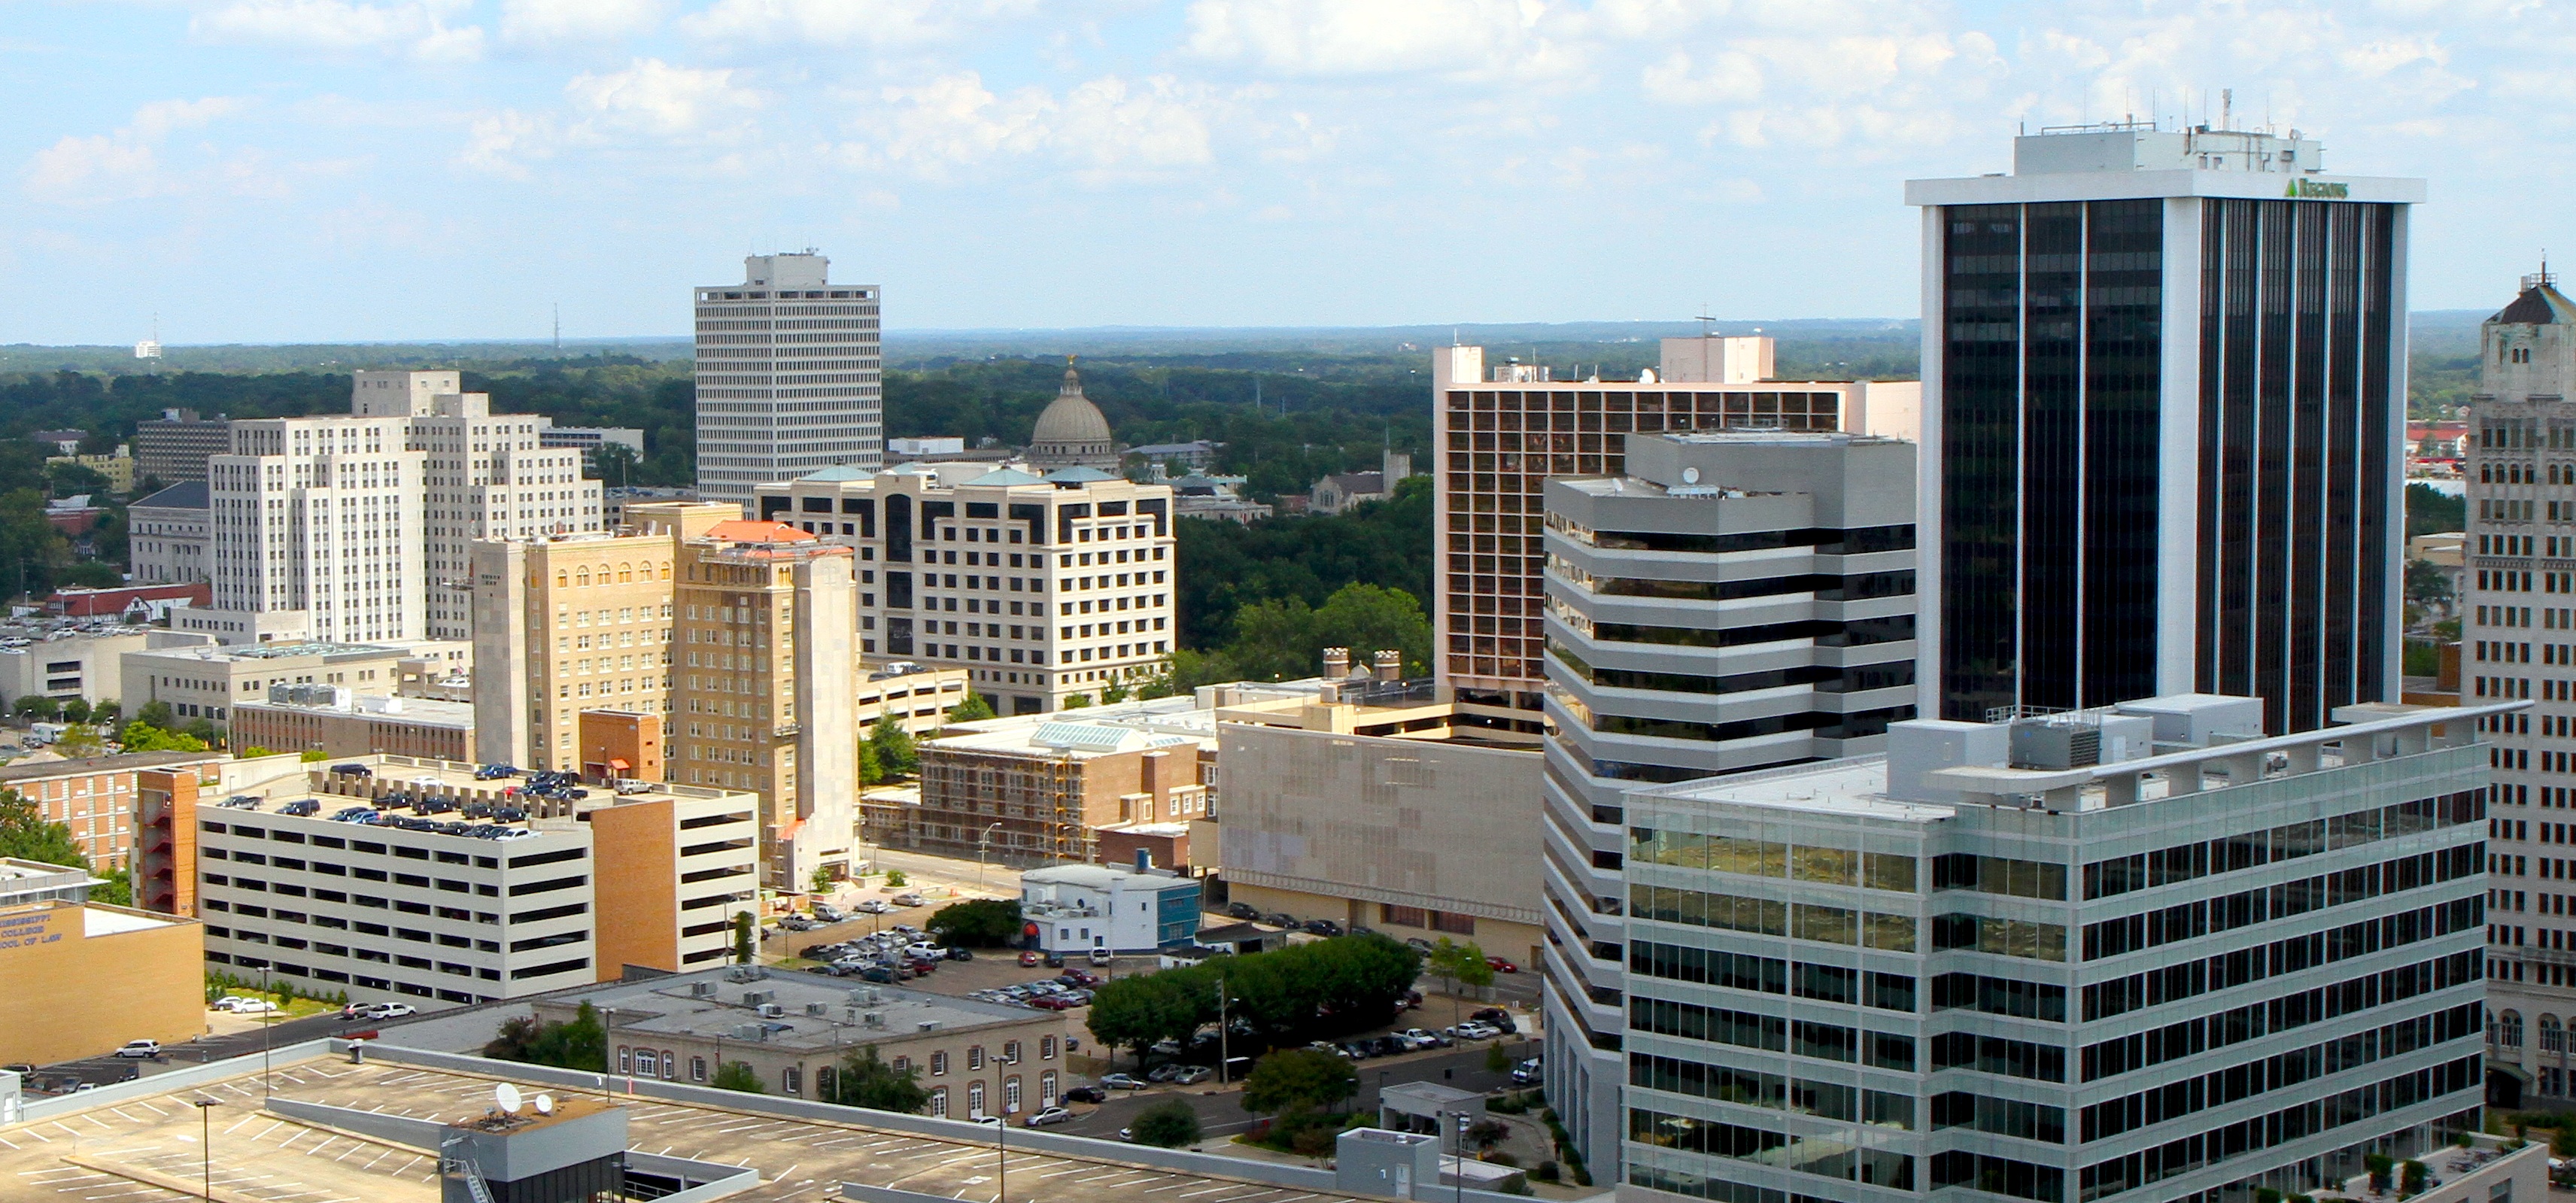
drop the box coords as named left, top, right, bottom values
left=608, top=758, right=630, bottom=770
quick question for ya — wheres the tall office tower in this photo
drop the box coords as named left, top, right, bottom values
left=693, top=253, right=884, bottom=509
left=469, top=500, right=737, bottom=772
left=754, top=461, right=1177, bottom=715
left=1538, top=431, right=1921, bottom=1177
left=133, top=408, right=231, bottom=483
left=669, top=520, right=858, bottom=889
left=1909, top=124, right=2423, bottom=733
left=207, top=415, right=428, bottom=644
left=1617, top=697, right=2492, bottom=1203
left=2458, top=269, right=2576, bottom=1105
left=1431, top=339, right=1919, bottom=732
left=353, top=371, right=606, bottom=639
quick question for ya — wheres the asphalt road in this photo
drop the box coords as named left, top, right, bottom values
left=1043, top=1039, right=1544, bottom=1143
left=23, top=1009, right=397, bottom=1092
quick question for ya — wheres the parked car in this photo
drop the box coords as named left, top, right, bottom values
left=329, top=764, right=372, bottom=778
left=1226, top=901, right=1260, bottom=920
left=892, top=893, right=926, bottom=907
left=1019, top=950, right=1043, bottom=967
left=1062, top=1086, right=1107, bottom=1104
left=1445, top=1021, right=1501, bottom=1040
left=857, top=899, right=895, bottom=914
left=1023, top=1106, right=1075, bottom=1128
left=1262, top=913, right=1295, bottom=928
left=1471, top=1007, right=1517, bottom=1033
left=1511, top=1058, right=1543, bottom=1085
left=234, top=999, right=278, bottom=1014
left=947, top=946, right=974, bottom=961
left=212, top=995, right=250, bottom=1012
left=1146, top=1064, right=1184, bottom=1083
left=1088, top=949, right=1113, bottom=966
left=366, top=1003, right=418, bottom=1019
left=112, top=1040, right=160, bottom=1059
left=1170, top=1066, right=1214, bottom=1086
left=1100, top=1074, right=1149, bottom=1091
left=1043, top=952, right=1066, bottom=968
left=1057, top=970, right=1102, bottom=988
left=1301, top=919, right=1343, bottom=937
left=813, top=904, right=846, bottom=922
left=1404, top=937, right=1434, bottom=952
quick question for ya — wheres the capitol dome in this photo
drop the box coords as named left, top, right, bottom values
left=1027, top=359, right=1119, bottom=472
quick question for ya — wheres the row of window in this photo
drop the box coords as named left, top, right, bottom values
left=1627, top=1054, right=1915, bottom=1129
left=1625, top=886, right=1921, bottom=951
left=2082, top=1000, right=2481, bottom=1145
left=1630, top=992, right=1917, bottom=1066
left=1627, top=945, right=1918, bottom=1014
left=2080, top=843, right=2478, bottom=961
left=2083, top=901, right=2481, bottom=1022
left=1627, top=1108, right=1914, bottom=1192
left=2081, top=791, right=2481, bottom=901
left=2076, top=1058, right=2482, bottom=1202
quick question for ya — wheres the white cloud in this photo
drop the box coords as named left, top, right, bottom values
left=678, top=0, right=1034, bottom=47
left=1183, top=0, right=1567, bottom=79
left=565, top=58, right=761, bottom=138
left=23, top=96, right=254, bottom=205
left=459, top=109, right=557, bottom=176
left=501, top=0, right=667, bottom=44
left=846, top=71, right=1219, bottom=179
left=190, top=0, right=485, bottom=60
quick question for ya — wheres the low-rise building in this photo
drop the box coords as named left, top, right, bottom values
left=906, top=720, right=1210, bottom=864
left=0, top=858, right=204, bottom=1067
left=194, top=755, right=760, bottom=1005
left=120, top=638, right=416, bottom=728
left=1169, top=474, right=1271, bottom=524
left=229, top=685, right=476, bottom=761
left=0, top=751, right=225, bottom=871
left=0, top=627, right=152, bottom=708
left=46, top=448, right=135, bottom=494
left=167, top=605, right=310, bottom=645
left=47, top=582, right=207, bottom=623
left=531, top=968, right=1076, bottom=1116
left=1020, top=862, right=1201, bottom=955
left=135, top=409, right=233, bottom=484
left=128, top=480, right=211, bottom=583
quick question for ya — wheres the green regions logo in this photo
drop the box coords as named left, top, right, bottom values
left=2286, top=178, right=2351, bottom=199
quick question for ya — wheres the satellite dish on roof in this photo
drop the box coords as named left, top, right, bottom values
left=496, top=1083, right=524, bottom=1115
left=533, top=1094, right=555, bottom=1116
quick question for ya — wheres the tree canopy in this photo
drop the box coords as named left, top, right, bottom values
left=824, top=1046, right=930, bottom=1113
left=1087, top=934, right=1421, bottom=1064
left=1241, top=1048, right=1357, bottom=1116
left=926, top=898, right=1023, bottom=947
left=484, top=1001, right=608, bottom=1070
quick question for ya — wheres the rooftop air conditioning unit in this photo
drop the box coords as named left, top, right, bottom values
left=864, top=1011, right=886, bottom=1029
left=758, top=1003, right=785, bottom=1019
left=917, top=1020, right=941, bottom=1032
left=806, top=1001, right=828, bottom=1016
left=743, top=990, right=773, bottom=1006
left=691, top=982, right=718, bottom=998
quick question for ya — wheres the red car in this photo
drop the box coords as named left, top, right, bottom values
left=1486, top=956, right=1518, bottom=974
left=1019, top=950, right=1043, bottom=968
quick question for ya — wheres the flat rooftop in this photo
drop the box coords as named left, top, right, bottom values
left=211, top=755, right=755, bottom=838
left=128, top=639, right=403, bottom=662
left=548, top=968, right=1051, bottom=1053
left=235, top=694, right=475, bottom=728
left=1, top=1055, right=1401, bottom=1203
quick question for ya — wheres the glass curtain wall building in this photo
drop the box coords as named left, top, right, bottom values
left=1909, top=125, right=2423, bottom=733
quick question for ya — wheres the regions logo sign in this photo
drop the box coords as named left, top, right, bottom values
left=2286, top=179, right=2352, bottom=200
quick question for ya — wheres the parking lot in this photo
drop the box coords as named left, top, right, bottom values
left=0, top=1056, right=1439, bottom=1203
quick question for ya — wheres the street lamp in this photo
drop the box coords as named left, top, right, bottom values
left=977, top=823, right=1004, bottom=894
left=193, top=1099, right=218, bottom=1200
left=995, top=1108, right=1008, bottom=1203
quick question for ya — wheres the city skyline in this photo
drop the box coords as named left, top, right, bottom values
left=8, top=2, right=2570, bottom=344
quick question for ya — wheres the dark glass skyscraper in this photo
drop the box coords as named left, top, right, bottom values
left=1909, top=126, right=2422, bottom=733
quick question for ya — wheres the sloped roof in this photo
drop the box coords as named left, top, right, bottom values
left=2495, top=282, right=2576, bottom=326
left=1043, top=466, right=1118, bottom=485
left=797, top=465, right=872, bottom=482
left=133, top=480, right=210, bottom=510
left=964, top=467, right=1047, bottom=487
left=702, top=519, right=819, bottom=543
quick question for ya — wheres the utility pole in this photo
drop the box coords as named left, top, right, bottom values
left=1215, top=976, right=1229, bottom=1086
left=194, top=1098, right=218, bottom=1200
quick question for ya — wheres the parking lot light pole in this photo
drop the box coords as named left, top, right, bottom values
left=194, top=1099, right=218, bottom=1200
left=977, top=824, right=1004, bottom=894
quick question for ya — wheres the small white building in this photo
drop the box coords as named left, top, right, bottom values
left=1019, top=862, right=1201, bottom=955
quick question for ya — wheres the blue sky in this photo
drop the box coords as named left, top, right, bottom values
left=2, top=0, right=2562, bottom=344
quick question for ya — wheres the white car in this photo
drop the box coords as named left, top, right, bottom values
left=365, top=1003, right=418, bottom=1019
left=1445, top=1022, right=1501, bottom=1040
left=233, top=999, right=279, bottom=1014
left=113, top=1040, right=160, bottom=1059
left=1023, top=1106, right=1075, bottom=1128
left=211, top=995, right=250, bottom=1012
left=856, top=899, right=895, bottom=914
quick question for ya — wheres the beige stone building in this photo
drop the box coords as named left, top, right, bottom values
left=0, top=860, right=205, bottom=1067
left=536, top=968, right=1074, bottom=1116
left=469, top=500, right=736, bottom=772
left=901, top=720, right=1211, bottom=864
left=670, top=521, right=858, bottom=889
left=120, top=638, right=414, bottom=728
left=0, top=752, right=225, bottom=871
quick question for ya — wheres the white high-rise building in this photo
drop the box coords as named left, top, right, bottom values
left=202, top=372, right=603, bottom=646
left=351, top=370, right=603, bottom=639
left=208, top=415, right=427, bottom=645
left=693, top=252, right=883, bottom=509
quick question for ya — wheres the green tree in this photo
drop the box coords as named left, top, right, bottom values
left=58, top=698, right=90, bottom=724
left=1062, top=693, right=1094, bottom=709
left=12, top=695, right=59, bottom=721
left=120, top=720, right=208, bottom=752
left=91, top=867, right=131, bottom=907
left=299, top=749, right=329, bottom=762
left=1087, top=968, right=1206, bottom=1068
left=926, top=898, right=1023, bottom=947
left=1101, top=680, right=1132, bottom=703
left=1241, top=1049, right=1356, bottom=1116
left=811, top=865, right=836, bottom=895
left=712, top=1060, right=764, bottom=1094
left=2406, top=482, right=2466, bottom=538
left=486, top=1001, right=608, bottom=1070
left=825, top=1046, right=930, bottom=1113
left=0, top=788, right=86, bottom=866
left=52, top=725, right=104, bottom=758
left=946, top=693, right=996, bottom=724
left=1221, top=582, right=1430, bottom=682
left=89, top=700, right=119, bottom=727
left=593, top=441, right=643, bottom=488
left=867, top=715, right=917, bottom=777
left=1426, top=938, right=1494, bottom=1024
left=1131, top=1099, right=1202, bottom=1148
left=733, top=911, right=755, bottom=963
left=238, top=746, right=273, bottom=758
left=133, top=700, right=175, bottom=731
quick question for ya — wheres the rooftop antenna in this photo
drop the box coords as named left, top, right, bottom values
left=2222, top=88, right=2233, bottom=131
left=552, top=303, right=561, bottom=355
left=1696, top=307, right=1718, bottom=339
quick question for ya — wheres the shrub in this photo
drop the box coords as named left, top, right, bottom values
left=1132, top=1099, right=1201, bottom=1148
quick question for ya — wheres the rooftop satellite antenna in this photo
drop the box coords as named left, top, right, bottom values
left=533, top=1093, right=555, bottom=1116
left=495, top=1083, right=524, bottom=1115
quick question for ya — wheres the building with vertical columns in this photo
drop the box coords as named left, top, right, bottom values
left=1906, top=124, right=2422, bottom=734
left=469, top=501, right=737, bottom=773
left=2457, top=269, right=2576, bottom=1106
left=693, top=253, right=884, bottom=508
left=752, top=462, right=1177, bottom=715
left=207, top=414, right=427, bottom=644
left=1430, top=339, right=1917, bottom=733
left=668, top=521, right=858, bottom=889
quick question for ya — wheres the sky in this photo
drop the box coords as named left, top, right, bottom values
left=2, top=0, right=2565, bottom=344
